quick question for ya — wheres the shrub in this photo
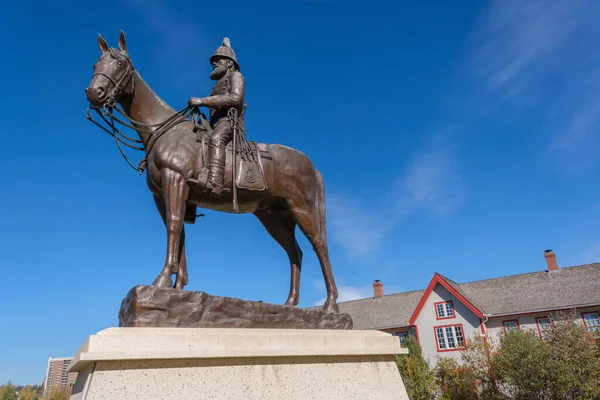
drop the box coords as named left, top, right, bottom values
left=493, top=311, right=600, bottom=400
left=434, top=357, right=480, bottom=400
left=395, top=336, right=436, bottom=400
left=493, top=326, right=552, bottom=400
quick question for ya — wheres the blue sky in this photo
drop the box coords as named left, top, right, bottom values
left=3, top=0, right=600, bottom=385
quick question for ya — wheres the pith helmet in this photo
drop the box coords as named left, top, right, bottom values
left=210, top=37, right=240, bottom=71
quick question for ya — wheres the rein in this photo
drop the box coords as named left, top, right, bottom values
left=87, top=104, right=195, bottom=173
left=86, top=49, right=197, bottom=174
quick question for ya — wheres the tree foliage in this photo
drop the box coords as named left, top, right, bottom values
left=395, top=336, right=437, bottom=399
left=18, top=385, right=42, bottom=400
left=431, top=311, right=600, bottom=399
left=0, top=381, right=17, bottom=400
left=434, top=357, right=479, bottom=400
left=47, top=386, right=71, bottom=400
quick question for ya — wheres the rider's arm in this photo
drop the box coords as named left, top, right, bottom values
left=201, top=72, right=245, bottom=109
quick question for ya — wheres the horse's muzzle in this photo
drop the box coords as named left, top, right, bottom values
left=86, top=85, right=106, bottom=107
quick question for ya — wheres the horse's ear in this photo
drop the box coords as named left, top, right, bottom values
left=118, top=30, right=128, bottom=54
left=98, top=33, right=109, bottom=54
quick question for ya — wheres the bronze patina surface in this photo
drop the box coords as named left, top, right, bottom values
left=119, top=285, right=353, bottom=329
left=85, top=31, right=341, bottom=315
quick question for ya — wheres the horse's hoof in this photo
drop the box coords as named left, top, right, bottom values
left=322, top=302, right=339, bottom=313
left=152, top=274, right=173, bottom=288
left=174, top=280, right=185, bottom=290
left=284, top=299, right=298, bottom=307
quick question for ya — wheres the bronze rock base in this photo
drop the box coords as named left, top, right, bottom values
left=118, top=285, right=353, bottom=329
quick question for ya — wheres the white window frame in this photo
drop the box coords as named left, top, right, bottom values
left=435, top=301, right=455, bottom=319
left=434, top=324, right=465, bottom=351
left=582, top=312, right=599, bottom=333
left=536, top=317, right=552, bottom=338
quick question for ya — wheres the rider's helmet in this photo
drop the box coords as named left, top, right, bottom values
left=210, top=37, right=240, bottom=71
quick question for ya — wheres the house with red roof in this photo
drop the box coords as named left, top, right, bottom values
left=336, top=250, right=600, bottom=364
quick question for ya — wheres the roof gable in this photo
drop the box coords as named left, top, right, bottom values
left=408, top=273, right=484, bottom=325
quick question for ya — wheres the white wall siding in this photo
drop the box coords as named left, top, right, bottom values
left=414, top=284, right=482, bottom=365
left=484, top=305, right=600, bottom=342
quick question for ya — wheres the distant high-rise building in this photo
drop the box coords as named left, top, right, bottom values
left=42, top=357, right=77, bottom=398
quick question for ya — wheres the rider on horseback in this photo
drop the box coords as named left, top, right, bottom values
left=188, top=37, right=245, bottom=197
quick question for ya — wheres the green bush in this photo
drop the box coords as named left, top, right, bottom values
left=0, top=381, right=17, bottom=400
left=428, top=311, right=600, bottom=399
left=395, top=336, right=436, bottom=400
left=434, top=357, right=478, bottom=400
left=493, top=311, right=600, bottom=400
left=493, top=326, right=552, bottom=399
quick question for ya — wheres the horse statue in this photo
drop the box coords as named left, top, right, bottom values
left=84, top=31, right=340, bottom=313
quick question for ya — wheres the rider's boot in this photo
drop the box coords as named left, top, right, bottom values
left=205, top=143, right=226, bottom=197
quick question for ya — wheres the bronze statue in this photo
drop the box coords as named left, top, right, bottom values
left=187, top=38, right=245, bottom=197
left=85, top=31, right=340, bottom=313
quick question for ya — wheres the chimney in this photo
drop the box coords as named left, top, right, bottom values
left=373, top=280, right=383, bottom=298
left=544, top=249, right=559, bottom=271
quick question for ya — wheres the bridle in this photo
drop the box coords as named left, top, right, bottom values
left=87, top=49, right=198, bottom=174
left=91, top=49, right=135, bottom=108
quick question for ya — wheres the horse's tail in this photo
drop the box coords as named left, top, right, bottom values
left=314, top=169, right=328, bottom=246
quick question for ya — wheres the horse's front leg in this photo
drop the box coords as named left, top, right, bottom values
left=152, top=193, right=188, bottom=289
left=152, top=169, right=188, bottom=288
left=174, top=227, right=188, bottom=290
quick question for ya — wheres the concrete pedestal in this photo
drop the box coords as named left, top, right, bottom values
left=69, top=327, right=409, bottom=399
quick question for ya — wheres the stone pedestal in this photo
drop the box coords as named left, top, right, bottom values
left=69, top=327, right=409, bottom=399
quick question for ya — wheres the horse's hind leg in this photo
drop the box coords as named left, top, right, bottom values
left=289, top=173, right=339, bottom=313
left=254, top=209, right=303, bottom=306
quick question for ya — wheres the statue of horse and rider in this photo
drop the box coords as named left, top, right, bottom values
left=85, top=30, right=340, bottom=313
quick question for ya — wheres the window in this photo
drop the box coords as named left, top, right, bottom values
left=502, top=320, right=520, bottom=333
left=393, top=331, right=409, bottom=345
left=536, top=317, right=553, bottom=338
left=582, top=312, right=599, bottom=333
left=434, top=301, right=455, bottom=320
left=434, top=324, right=465, bottom=351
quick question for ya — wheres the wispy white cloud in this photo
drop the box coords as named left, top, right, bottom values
left=576, top=239, right=600, bottom=265
left=312, top=280, right=405, bottom=306
left=472, top=0, right=594, bottom=96
left=394, top=133, right=465, bottom=216
left=326, top=194, right=392, bottom=257
left=327, top=133, right=465, bottom=257
left=121, top=0, right=214, bottom=87
left=470, top=0, right=600, bottom=173
left=312, top=284, right=373, bottom=306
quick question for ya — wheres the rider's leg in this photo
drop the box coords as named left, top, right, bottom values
left=206, top=122, right=233, bottom=196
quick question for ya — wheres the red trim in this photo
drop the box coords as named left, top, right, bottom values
left=535, top=316, right=553, bottom=338
left=379, top=326, right=420, bottom=346
left=487, top=305, right=600, bottom=319
left=502, top=320, right=520, bottom=333
left=408, top=273, right=483, bottom=325
left=434, top=300, right=456, bottom=320
left=433, top=323, right=467, bottom=352
left=581, top=311, right=599, bottom=332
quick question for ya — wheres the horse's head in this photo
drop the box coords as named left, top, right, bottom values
left=86, top=30, right=134, bottom=107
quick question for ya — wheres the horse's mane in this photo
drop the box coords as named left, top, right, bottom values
left=105, top=47, right=128, bottom=61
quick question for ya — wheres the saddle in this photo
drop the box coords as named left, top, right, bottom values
left=184, top=114, right=269, bottom=223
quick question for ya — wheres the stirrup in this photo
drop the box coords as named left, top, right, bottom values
left=205, top=179, right=223, bottom=197
left=187, top=167, right=209, bottom=193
